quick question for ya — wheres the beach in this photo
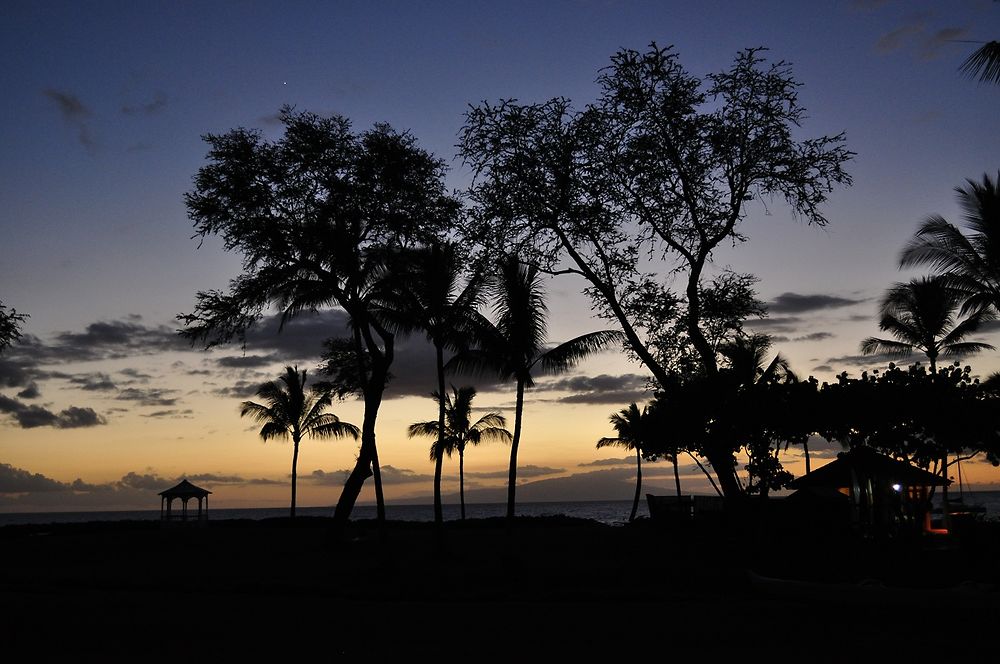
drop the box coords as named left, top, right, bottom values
left=3, top=515, right=999, bottom=659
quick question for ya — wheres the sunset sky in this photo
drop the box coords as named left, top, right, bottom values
left=2, top=1, right=1000, bottom=512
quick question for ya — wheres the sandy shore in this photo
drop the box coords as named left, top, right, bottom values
left=1, top=516, right=997, bottom=659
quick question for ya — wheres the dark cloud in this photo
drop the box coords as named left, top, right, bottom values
left=118, top=471, right=170, bottom=491
left=184, top=473, right=282, bottom=486
left=0, top=393, right=107, bottom=429
left=577, top=457, right=634, bottom=467
left=141, top=409, right=194, bottom=419
left=846, top=314, right=872, bottom=322
left=116, top=387, right=179, bottom=407
left=306, top=465, right=433, bottom=486
left=42, top=88, right=96, bottom=151
left=768, top=293, right=864, bottom=314
left=791, top=332, right=834, bottom=343
left=119, top=368, right=153, bottom=381
left=69, top=372, right=117, bottom=391
left=16, top=383, right=40, bottom=399
left=121, top=92, right=167, bottom=115
left=811, top=364, right=834, bottom=373
left=216, top=354, right=280, bottom=368
left=743, top=317, right=802, bottom=333
left=211, top=380, right=261, bottom=399
left=0, top=463, right=71, bottom=493
left=466, top=465, right=564, bottom=480
left=534, top=373, right=650, bottom=405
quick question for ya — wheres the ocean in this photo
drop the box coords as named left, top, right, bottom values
left=0, top=499, right=648, bottom=527
left=4, top=491, right=999, bottom=528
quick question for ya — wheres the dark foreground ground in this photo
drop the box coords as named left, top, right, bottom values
left=1, top=515, right=998, bottom=660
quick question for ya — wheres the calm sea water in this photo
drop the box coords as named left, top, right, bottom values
left=4, top=491, right=997, bottom=528
left=0, top=499, right=648, bottom=527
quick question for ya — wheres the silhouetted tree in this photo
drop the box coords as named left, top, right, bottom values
left=240, top=366, right=359, bottom=518
left=900, top=173, right=1000, bottom=316
left=459, top=43, right=853, bottom=497
left=452, top=256, right=623, bottom=519
left=861, top=276, right=994, bottom=373
left=0, top=301, right=27, bottom=354
left=179, top=107, right=458, bottom=525
left=389, top=243, right=487, bottom=524
left=408, top=385, right=511, bottom=519
left=596, top=402, right=652, bottom=522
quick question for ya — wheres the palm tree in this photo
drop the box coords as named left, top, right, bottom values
left=240, top=366, right=360, bottom=518
left=408, top=385, right=512, bottom=519
left=860, top=277, right=995, bottom=374
left=596, top=402, right=651, bottom=522
left=860, top=277, right=994, bottom=509
left=453, top=255, right=624, bottom=519
left=899, top=173, right=1000, bottom=314
left=390, top=243, right=487, bottom=524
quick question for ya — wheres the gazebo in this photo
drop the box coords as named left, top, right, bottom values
left=788, top=447, right=949, bottom=535
left=158, top=479, right=212, bottom=523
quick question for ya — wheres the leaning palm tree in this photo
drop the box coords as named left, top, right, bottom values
left=900, top=173, right=1000, bottom=314
left=452, top=256, right=624, bottom=519
left=388, top=243, right=487, bottom=525
left=860, top=276, right=995, bottom=374
left=240, top=366, right=359, bottom=518
left=408, top=385, right=512, bottom=519
left=597, top=402, right=651, bottom=522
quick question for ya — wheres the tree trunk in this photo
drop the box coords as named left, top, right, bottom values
left=333, top=376, right=385, bottom=525
left=630, top=449, right=642, bottom=522
left=506, top=379, right=525, bottom=520
left=803, top=438, right=811, bottom=475
left=459, top=448, right=466, bottom=520
left=672, top=454, right=682, bottom=497
left=433, top=343, right=446, bottom=525
left=371, top=443, right=386, bottom=522
left=290, top=435, right=300, bottom=519
left=687, top=451, right=723, bottom=497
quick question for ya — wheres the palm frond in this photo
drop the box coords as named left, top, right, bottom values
left=940, top=341, right=995, bottom=357
left=959, top=41, right=1000, bottom=85
left=310, top=417, right=360, bottom=440
left=596, top=436, right=628, bottom=450
left=859, top=336, right=914, bottom=358
left=536, top=329, right=625, bottom=374
left=258, top=421, right=290, bottom=442
left=407, top=420, right=441, bottom=438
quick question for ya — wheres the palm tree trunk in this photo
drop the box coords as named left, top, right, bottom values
left=459, top=448, right=466, bottom=520
left=672, top=454, right=682, bottom=497
left=290, top=435, right=300, bottom=519
left=687, top=451, right=723, bottom=497
left=803, top=438, right=811, bottom=475
left=371, top=444, right=386, bottom=522
left=506, top=378, right=525, bottom=520
left=630, top=449, right=642, bottom=522
left=434, top=343, right=446, bottom=525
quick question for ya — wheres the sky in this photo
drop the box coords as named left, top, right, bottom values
left=1, top=0, right=999, bottom=512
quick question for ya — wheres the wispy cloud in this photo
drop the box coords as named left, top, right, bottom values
left=121, top=92, right=167, bottom=115
left=42, top=88, right=96, bottom=152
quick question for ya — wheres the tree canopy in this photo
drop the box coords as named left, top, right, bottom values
left=459, top=44, right=853, bottom=497
left=180, top=107, right=459, bottom=523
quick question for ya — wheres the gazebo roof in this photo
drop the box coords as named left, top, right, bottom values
left=158, top=479, right=212, bottom=498
left=789, top=447, right=949, bottom=490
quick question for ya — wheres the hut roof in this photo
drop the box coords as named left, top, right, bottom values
left=158, top=479, right=212, bottom=498
left=788, top=447, right=949, bottom=490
